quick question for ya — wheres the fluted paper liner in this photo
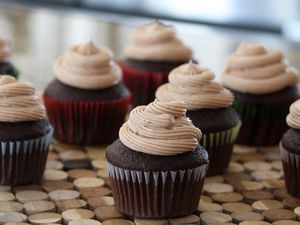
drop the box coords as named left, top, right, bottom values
left=201, top=121, right=241, bottom=176
left=106, top=161, right=208, bottom=218
left=43, top=94, right=131, bottom=145
left=279, top=142, right=300, bottom=197
left=0, top=128, right=53, bottom=185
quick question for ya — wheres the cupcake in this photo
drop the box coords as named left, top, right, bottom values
left=280, top=99, right=300, bottom=197
left=0, top=38, right=19, bottom=78
left=0, top=75, right=52, bottom=185
left=222, top=42, right=299, bottom=146
left=43, top=41, right=131, bottom=145
left=156, top=62, right=240, bottom=175
left=106, top=100, right=209, bottom=218
left=119, top=21, right=192, bottom=106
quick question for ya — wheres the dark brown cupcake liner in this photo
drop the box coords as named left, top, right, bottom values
left=43, top=94, right=131, bottom=145
left=279, top=142, right=300, bottom=197
left=0, top=128, right=53, bottom=185
left=106, top=161, right=208, bottom=219
left=201, top=122, right=241, bottom=176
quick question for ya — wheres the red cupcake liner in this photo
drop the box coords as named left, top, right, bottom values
left=43, top=95, right=131, bottom=145
left=118, top=61, right=169, bottom=106
left=107, top=161, right=208, bottom=218
left=279, top=142, right=300, bottom=197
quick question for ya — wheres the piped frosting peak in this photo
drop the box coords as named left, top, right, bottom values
left=287, top=99, right=300, bottom=129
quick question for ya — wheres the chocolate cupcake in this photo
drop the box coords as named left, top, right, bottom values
left=0, top=38, right=19, bottom=78
left=222, top=42, right=299, bottom=146
left=280, top=99, right=300, bottom=197
left=119, top=21, right=192, bottom=106
left=156, top=62, right=240, bottom=175
left=0, top=75, right=52, bottom=185
left=106, top=100, right=209, bottom=218
left=43, top=41, right=131, bottom=145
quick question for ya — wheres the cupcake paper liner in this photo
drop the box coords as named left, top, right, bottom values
left=0, top=128, right=53, bottom=185
left=233, top=100, right=289, bottom=146
left=279, top=142, right=300, bottom=197
left=107, top=161, right=208, bottom=219
left=201, top=122, right=241, bottom=176
left=119, top=61, right=169, bottom=106
left=43, top=95, right=131, bottom=145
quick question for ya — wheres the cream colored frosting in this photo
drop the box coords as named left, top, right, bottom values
left=124, top=21, right=192, bottom=61
left=119, top=100, right=202, bottom=156
left=222, top=42, right=299, bottom=94
left=0, top=75, right=46, bottom=122
left=0, top=38, right=11, bottom=60
left=287, top=99, right=300, bottom=129
left=156, top=62, right=234, bottom=110
left=54, top=41, right=122, bottom=90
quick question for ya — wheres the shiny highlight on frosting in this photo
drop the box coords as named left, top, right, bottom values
left=156, top=62, right=234, bottom=110
left=0, top=75, right=46, bottom=122
left=287, top=99, right=300, bottom=129
left=124, top=21, right=192, bottom=61
left=222, top=42, right=299, bottom=94
left=119, top=100, right=202, bottom=156
left=54, top=41, right=122, bottom=90
left=0, top=38, right=11, bottom=61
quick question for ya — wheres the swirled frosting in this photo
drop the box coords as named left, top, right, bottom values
left=156, top=62, right=234, bottom=110
left=0, top=75, right=46, bottom=122
left=286, top=99, right=300, bottom=129
left=0, top=38, right=11, bottom=61
left=222, top=42, right=299, bottom=94
left=124, top=21, right=192, bottom=61
left=119, top=100, right=202, bottom=156
left=54, top=41, right=122, bottom=90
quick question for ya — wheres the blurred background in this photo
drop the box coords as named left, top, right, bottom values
left=0, top=0, right=300, bottom=89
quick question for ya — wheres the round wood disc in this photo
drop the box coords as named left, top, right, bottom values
left=265, top=151, right=281, bottom=161
left=67, top=169, right=97, bottom=181
left=236, top=152, right=265, bottom=162
left=197, top=202, right=223, bottom=213
left=43, top=170, right=68, bottom=181
left=96, top=170, right=109, bottom=180
left=103, top=219, right=135, bottom=225
left=262, top=179, right=285, bottom=190
left=231, top=211, right=264, bottom=223
left=272, top=220, right=300, bottom=225
left=85, top=147, right=106, bottom=159
left=251, top=170, right=281, bottom=181
left=62, top=209, right=94, bottom=224
left=224, top=173, right=252, bottom=185
left=243, top=161, right=271, bottom=171
left=12, top=185, right=42, bottom=193
left=203, top=183, right=233, bottom=195
left=233, top=145, right=257, bottom=154
left=52, top=141, right=82, bottom=152
left=49, top=190, right=80, bottom=201
left=239, top=221, right=271, bottom=225
left=0, top=201, right=24, bottom=212
left=234, top=180, right=264, bottom=192
left=48, top=151, right=59, bottom=160
left=91, top=160, right=106, bottom=170
left=273, top=188, right=291, bottom=200
left=94, top=206, right=124, bottom=222
left=199, top=195, right=212, bottom=204
left=204, top=176, right=224, bottom=184
left=55, top=199, right=87, bottom=213
left=283, top=197, right=300, bottom=209
left=59, top=150, right=87, bottom=161
left=46, top=160, right=64, bottom=170
left=211, top=192, right=243, bottom=203
left=87, top=196, right=114, bottom=210
left=243, top=190, right=274, bottom=204
left=0, top=192, right=15, bottom=201
left=68, top=219, right=102, bottom=225
left=42, top=180, right=74, bottom=193
left=271, top=161, right=283, bottom=171
left=200, top=212, right=232, bottom=224
left=0, top=186, right=10, bottom=192
left=222, top=202, right=253, bottom=213
left=15, top=191, right=48, bottom=203
left=80, top=187, right=111, bottom=199
left=73, top=177, right=105, bottom=190
left=252, top=199, right=284, bottom=212
left=263, top=209, right=296, bottom=222
left=169, top=214, right=200, bottom=225
left=27, top=212, right=62, bottom=224
left=293, top=206, right=300, bottom=220
left=0, top=212, right=27, bottom=224
left=134, top=219, right=168, bottom=225
left=226, top=162, right=244, bottom=173
left=24, top=200, right=56, bottom=215
left=3, top=223, right=30, bottom=225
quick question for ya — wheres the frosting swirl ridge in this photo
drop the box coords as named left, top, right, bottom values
left=0, top=75, right=46, bottom=122
left=54, top=41, right=122, bottom=89
left=222, top=42, right=299, bottom=94
left=287, top=99, right=300, bottom=129
left=0, top=38, right=11, bottom=61
left=156, top=62, right=234, bottom=110
left=124, top=21, right=192, bottom=61
left=119, top=100, right=202, bottom=156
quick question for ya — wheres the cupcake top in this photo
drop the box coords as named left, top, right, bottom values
left=124, top=21, right=192, bottom=62
left=54, top=41, right=122, bottom=90
left=287, top=99, right=300, bottom=129
left=119, top=100, right=202, bottom=156
left=0, top=38, right=11, bottom=61
left=0, top=75, right=46, bottom=122
left=221, top=42, right=299, bottom=94
left=156, top=62, right=234, bottom=110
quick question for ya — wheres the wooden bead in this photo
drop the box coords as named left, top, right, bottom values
left=273, top=188, right=291, bottom=200
left=73, top=177, right=105, bottom=190
left=24, top=200, right=56, bottom=215
left=15, top=191, right=48, bottom=203
left=46, top=160, right=63, bottom=170
left=226, top=162, right=244, bottom=173
left=243, top=190, right=274, bottom=204
left=80, top=187, right=111, bottom=199
left=94, top=206, right=124, bottom=222
left=271, top=161, right=283, bottom=171
left=0, top=212, right=27, bottom=224
left=42, top=180, right=74, bottom=193
left=243, top=161, right=271, bottom=171
left=293, top=206, right=300, bottom=220
left=203, top=183, right=233, bottom=195
left=262, top=179, right=285, bottom=190
left=263, top=209, right=296, bottom=222
left=62, top=209, right=94, bottom=224
left=87, top=196, right=114, bottom=210
left=252, top=200, right=284, bottom=212
left=85, top=146, right=106, bottom=160
left=0, top=201, right=24, bottom=212
left=0, top=192, right=15, bottom=201
left=283, top=197, right=300, bottom=209
left=234, top=180, right=263, bottom=192
left=197, top=202, right=223, bottom=213
left=55, top=199, right=87, bottom=213
left=251, top=170, right=281, bottom=181
left=27, top=212, right=62, bottom=224
left=204, top=176, right=224, bottom=184
left=239, top=221, right=271, bottom=225
left=222, top=202, right=253, bottom=213
left=272, top=220, right=300, bottom=225
left=67, top=169, right=97, bottom=181
left=199, top=195, right=212, bottom=204
left=44, top=170, right=68, bottom=181
left=49, top=190, right=80, bottom=201
left=134, top=219, right=168, bottom=225
left=91, top=160, right=106, bottom=170
left=103, top=219, right=134, bottom=225
left=168, top=214, right=200, bottom=225
left=211, top=192, right=243, bottom=203
left=200, top=212, right=232, bottom=224
left=68, top=219, right=102, bottom=225
left=231, top=211, right=263, bottom=223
